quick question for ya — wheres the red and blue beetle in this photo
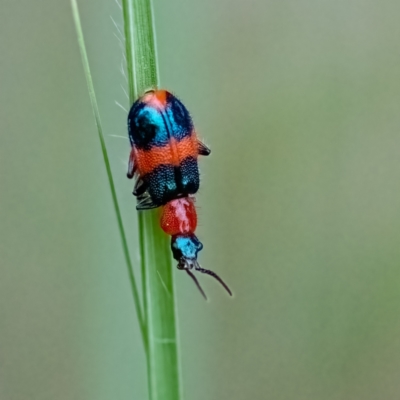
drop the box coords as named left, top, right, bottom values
left=127, top=89, right=210, bottom=210
left=127, top=89, right=231, bottom=299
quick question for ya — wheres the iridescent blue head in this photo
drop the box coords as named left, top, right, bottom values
left=171, top=234, right=232, bottom=300
left=171, top=234, right=203, bottom=269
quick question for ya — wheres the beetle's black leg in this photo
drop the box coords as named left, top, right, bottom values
left=133, top=178, right=148, bottom=196
left=127, top=148, right=137, bottom=179
left=136, top=194, right=158, bottom=210
left=197, top=140, right=211, bottom=156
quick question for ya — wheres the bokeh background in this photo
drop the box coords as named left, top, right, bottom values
left=2, top=0, right=400, bottom=399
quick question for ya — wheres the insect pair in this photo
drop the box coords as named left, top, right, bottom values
left=127, top=89, right=231, bottom=299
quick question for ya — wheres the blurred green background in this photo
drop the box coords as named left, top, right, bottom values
left=2, top=0, right=400, bottom=399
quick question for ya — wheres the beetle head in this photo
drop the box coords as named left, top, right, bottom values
left=171, top=234, right=203, bottom=269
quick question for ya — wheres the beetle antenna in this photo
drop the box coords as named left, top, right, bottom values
left=195, top=265, right=232, bottom=296
left=185, top=269, right=207, bottom=300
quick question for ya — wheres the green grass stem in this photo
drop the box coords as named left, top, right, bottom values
left=122, top=0, right=182, bottom=399
left=72, top=0, right=182, bottom=397
left=71, top=0, right=147, bottom=349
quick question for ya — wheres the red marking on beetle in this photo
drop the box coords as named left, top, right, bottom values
left=142, top=89, right=168, bottom=110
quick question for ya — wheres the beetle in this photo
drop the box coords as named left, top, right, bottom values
left=160, top=197, right=232, bottom=299
left=127, top=89, right=210, bottom=210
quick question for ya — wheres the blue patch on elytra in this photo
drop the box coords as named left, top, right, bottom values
left=128, top=93, right=194, bottom=150
left=164, top=93, right=193, bottom=141
left=128, top=102, right=169, bottom=150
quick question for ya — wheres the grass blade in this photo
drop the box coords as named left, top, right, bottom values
left=122, top=0, right=182, bottom=399
left=71, top=0, right=147, bottom=348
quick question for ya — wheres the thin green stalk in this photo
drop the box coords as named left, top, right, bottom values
left=71, top=0, right=147, bottom=349
left=122, top=0, right=182, bottom=399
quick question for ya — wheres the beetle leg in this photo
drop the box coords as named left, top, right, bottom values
left=127, top=148, right=137, bottom=179
left=136, top=194, right=158, bottom=210
left=133, top=178, right=148, bottom=196
left=197, top=140, right=211, bottom=156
